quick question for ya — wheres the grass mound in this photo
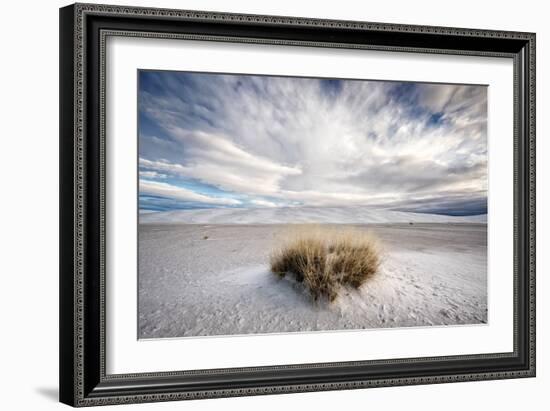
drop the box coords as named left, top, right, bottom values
left=270, top=226, right=381, bottom=302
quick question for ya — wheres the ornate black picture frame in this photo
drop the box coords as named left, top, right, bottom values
left=59, top=3, right=535, bottom=407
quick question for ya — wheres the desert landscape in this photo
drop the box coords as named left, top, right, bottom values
left=137, top=70, right=488, bottom=339
left=138, top=207, right=487, bottom=339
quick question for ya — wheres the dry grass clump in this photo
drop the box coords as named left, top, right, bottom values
left=270, top=226, right=381, bottom=302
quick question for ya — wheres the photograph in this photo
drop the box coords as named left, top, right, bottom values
left=56, top=2, right=537, bottom=406
left=137, top=70, right=488, bottom=339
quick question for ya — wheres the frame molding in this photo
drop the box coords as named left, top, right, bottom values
left=60, top=3, right=535, bottom=407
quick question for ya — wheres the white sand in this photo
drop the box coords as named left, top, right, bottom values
left=138, top=219, right=487, bottom=339
left=140, top=206, right=487, bottom=225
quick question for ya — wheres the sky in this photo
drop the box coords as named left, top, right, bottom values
left=138, top=70, right=487, bottom=216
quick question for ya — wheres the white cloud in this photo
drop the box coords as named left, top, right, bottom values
left=250, top=199, right=278, bottom=208
left=140, top=180, right=241, bottom=206
left=139, top=170, right=167, bottom=179
left=138, top=72, right=487, bottom=213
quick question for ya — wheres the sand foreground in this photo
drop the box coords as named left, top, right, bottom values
left=138, top=223, right=487, bottom=339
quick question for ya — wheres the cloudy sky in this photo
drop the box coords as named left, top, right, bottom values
left=138, top=70, right=487, bottom=216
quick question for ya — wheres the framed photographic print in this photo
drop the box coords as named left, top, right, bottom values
left=59, top=3, right=536, bottom=407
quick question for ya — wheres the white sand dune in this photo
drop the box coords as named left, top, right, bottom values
left=139, top=223, right=487, bottom=339
left=140, top=206, right=487, bottom=225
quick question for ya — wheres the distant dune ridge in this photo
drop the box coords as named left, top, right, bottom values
left=139, top=206, right=487, bottom=225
